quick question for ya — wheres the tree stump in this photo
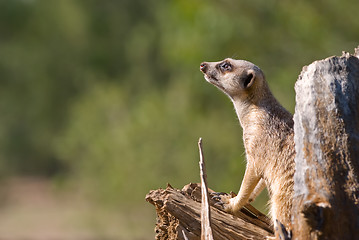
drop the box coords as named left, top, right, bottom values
left=292, top=49, right=359, bottom=239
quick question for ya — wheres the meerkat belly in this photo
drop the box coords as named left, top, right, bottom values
left=262, top=146, right=294, bottom=226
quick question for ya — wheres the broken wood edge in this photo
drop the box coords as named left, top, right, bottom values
left=198, top=138, right=214, bottom=240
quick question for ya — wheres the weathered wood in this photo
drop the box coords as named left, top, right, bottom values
left=292, top=48, right=359, bottom=239
left=146, top=183, right=273, bottom=240
left=198, top=138, right=214, bottom=240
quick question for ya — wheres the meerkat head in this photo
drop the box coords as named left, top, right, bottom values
left=200, top=58, right=266, bottom=102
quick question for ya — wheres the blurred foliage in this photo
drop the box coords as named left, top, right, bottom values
left=0, top=0, right=358, bottom=226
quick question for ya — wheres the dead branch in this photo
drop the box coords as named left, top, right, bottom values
left=198, top=138, right=214, bottom=240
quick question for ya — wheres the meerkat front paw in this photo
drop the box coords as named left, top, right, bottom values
left=211, top=192, right=242, bottom=214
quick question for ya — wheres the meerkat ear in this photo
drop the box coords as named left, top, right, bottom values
left=243, top=69, right=256, bottom=89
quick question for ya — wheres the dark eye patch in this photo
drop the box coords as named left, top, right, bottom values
left=219, top=62, right=232, bottom=72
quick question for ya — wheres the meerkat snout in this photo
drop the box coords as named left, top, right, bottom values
left=200, top=62, right=207, bottom=72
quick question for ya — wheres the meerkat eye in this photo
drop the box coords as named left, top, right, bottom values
left=219, top=62, right=232, bottom=72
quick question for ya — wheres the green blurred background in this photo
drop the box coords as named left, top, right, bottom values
left=0, top=0, right=358, bottom=239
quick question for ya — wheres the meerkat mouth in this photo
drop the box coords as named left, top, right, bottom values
left=204, top=74, right=226, bottom=91
left=204, top=74, right=219, bottom=83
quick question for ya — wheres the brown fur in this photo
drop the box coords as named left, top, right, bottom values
left=200, top=58, right=295, bottom=230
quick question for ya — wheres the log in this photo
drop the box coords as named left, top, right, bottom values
left=292, top=48, right=359, bottom=239
left=145, top=183, right=273, bottom=240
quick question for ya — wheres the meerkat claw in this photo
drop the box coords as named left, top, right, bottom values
left=211, top=192, right=232, bottom=211
left=214, top=202, right=224, bottom=208
left=211, top=192, right=226, bottom=196
left=212, top=196, right=221, bottom=201
left=210, top=192, right=226, bottom=200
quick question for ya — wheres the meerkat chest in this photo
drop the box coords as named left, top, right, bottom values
left=243, top=123, right=285, bottom=166
left=243, top=124, right=273, bottom=152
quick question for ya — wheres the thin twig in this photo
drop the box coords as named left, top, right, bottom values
left=198, top=138, right=214, bottom=240
left=182, top=230, right=189, bottom=240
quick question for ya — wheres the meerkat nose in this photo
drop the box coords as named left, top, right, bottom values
left=200, top=62, right=208, bottom=72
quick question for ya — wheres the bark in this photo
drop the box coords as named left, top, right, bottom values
left=292, top=49, right=359, bottom=239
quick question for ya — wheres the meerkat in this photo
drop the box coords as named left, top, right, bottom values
left=200, top=58, right=295, bottom=232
